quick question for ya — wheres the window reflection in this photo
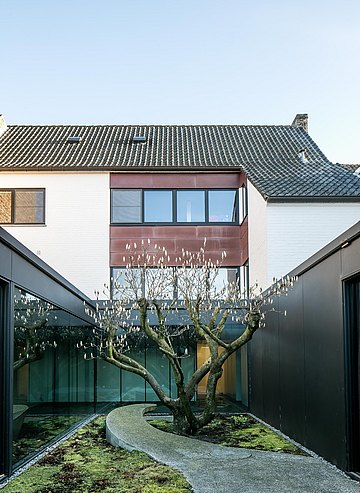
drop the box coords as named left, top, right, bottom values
left=144, top=190, right=172, bottom=222
left=176, top=191, right=205, bottom=222
left=209, top=190, right=237, bottom=222
left=12, top=288, right=96, bottom=468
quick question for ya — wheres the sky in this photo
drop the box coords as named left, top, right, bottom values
left=1, top=0, right=360, bottom=164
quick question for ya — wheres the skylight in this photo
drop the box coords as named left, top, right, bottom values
left=131, top=136, right=146, bottom=143
left=67, top=136, right=82, bottom=143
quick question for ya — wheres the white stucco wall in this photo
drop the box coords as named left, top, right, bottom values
left=267, top=202, right=360, bottom=286
left=247, top=181, right=268, bottom=289
left=248, top=180, right=360, bottom=289
left=1, top=172, right=109, bottom=297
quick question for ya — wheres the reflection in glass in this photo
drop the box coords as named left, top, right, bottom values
left=146, top=346, right=170, bottom=401
left=112, top=267, right=143, bottom=300
left=177, top=191, right=205, bottom=222
left=14, top=190, right=44, bottom=224
left=144, top=190, right=172, bottom=222
left=209, top=190, right=237, bottom=222
left=0, top=191, right=12, bottom=223
left=122, top=350, right=145, bottom=402
left=12, top=288, right=95, bottom=468
left=211, top=268, right=238, bottom=296
left=145, top=268, right=175, bottom=300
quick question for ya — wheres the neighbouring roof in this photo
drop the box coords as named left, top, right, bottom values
left=0, top=123, right=359, bottom=201
left=341, top=163, right=360, bottom=173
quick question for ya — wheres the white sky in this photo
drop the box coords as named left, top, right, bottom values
left=1, top=0, right=360, bottom=163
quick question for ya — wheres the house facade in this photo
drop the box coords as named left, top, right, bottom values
left=0, top=113, right=359, bottom=297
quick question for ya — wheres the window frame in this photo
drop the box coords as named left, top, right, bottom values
left=110, top=188, right=239, bottom=226
left=0, top=188, right=45, bottom=225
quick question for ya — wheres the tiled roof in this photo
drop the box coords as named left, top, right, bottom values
left=341, top=163, right=360, bottom=173
left=0, top=124, right=359, bottom=200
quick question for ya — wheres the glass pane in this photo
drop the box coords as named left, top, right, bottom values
left=145, top=346, right=170, bottom=401
left=112, top=268, right=143, bottom=300
left=240, top=263, right=249, bottom=297
left=177, top=191, right=205, bottom=222
left=145, top=268, right=175, bottom=300
left=14, top=191, right=44, bottom=224
left=144, top=190, right=172, bottom=222
left=97, top=360, right=120, bottom=402
left=209, top=190, right=237, bottom=222
left=211, top=268, right=238, bottom=297
left=177, top=267, right=207, bottom=300
left=122, top=350, right=145, bottom=402
left=12, top=288, right=95, bottom=468
left=239, top=186, right=248, bottom=223
left=111, top=190, right=141, bottom=223
left=0, top=191, right=12, bottom=223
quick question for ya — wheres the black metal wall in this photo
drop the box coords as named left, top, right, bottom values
left=249, top=221, right=360, bottom=471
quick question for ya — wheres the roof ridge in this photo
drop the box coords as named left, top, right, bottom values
left=6, top=123, right=296, bottom=129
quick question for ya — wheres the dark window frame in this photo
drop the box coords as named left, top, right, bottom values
left=110, top=188, right=239, bottom=226
left=0, top=188, right=45, bottom=225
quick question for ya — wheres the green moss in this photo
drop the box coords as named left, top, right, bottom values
left=3, top=417, right=192, bottom=493
left=13, top=414, right=82, bottom=464
left=149, top=414, right=307, bottom=455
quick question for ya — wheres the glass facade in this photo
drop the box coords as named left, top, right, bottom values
left=12, top=288, right=96, bottom=468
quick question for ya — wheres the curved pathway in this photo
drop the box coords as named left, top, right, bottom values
left=106, top=404, right=360, bottom=493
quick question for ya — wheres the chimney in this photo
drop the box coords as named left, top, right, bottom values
left=0, top=114, right=8, bottom=137
left=291, top=113, right=308, bottom=133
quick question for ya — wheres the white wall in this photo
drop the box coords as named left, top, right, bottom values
left=247, top=181, right=268, bottom=289
left=267, top=202, right=360, bottom=286
left=1, top=172, right=109, bottom=297
left=248, top=180, right=360, bottom=289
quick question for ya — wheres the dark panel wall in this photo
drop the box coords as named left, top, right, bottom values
left=249, top=227, right=360, bottom=470
left=110, top=225, right=244, bottom=267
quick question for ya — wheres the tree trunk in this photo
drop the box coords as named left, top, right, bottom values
left=172, top=389, right=198, bottom=435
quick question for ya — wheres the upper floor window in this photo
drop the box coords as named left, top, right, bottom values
left=239, top=186, right=248, bottom=224
left=110, top=189, right=238, bottom=225
left=0, top=189, right=45, bottom=225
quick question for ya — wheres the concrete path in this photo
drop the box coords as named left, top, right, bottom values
left=106, top=404, right=360, bottom=493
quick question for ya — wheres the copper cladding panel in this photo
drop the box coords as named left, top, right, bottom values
left=110, top=172, right=242, bottom=189
left=110, top=225, right=247, bottom=267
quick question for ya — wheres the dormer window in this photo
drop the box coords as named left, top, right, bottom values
left=67, top=136, right=81, bottom=143
left=131, top=136, right=146, bottom=144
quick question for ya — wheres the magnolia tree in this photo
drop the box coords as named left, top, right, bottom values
left=83, top=240, right=296, bottom=435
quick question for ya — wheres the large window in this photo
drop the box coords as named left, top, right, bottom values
left=112, top=266, right=240, bottom=300
left=0, top=189, right=45, bottom=225
left=110, top=189, right=239, bottom=224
